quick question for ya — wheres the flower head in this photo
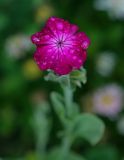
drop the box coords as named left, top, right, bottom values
left=93, top=84, right=123, bottom=118
left=31, top=17, right=90, bottom=75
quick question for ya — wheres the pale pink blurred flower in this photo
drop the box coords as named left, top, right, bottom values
left=93, top=84, right=123, bottom=118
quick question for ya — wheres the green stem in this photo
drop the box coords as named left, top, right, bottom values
left=62, top=75, right=74, bottom=117
left=61, top=136, right=72, bottom=159
left=36, top=133, right=46, bottom=159
left=60, top=75, right=74, bottom=159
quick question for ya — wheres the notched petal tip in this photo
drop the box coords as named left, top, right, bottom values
left=31, top=32, right=41, bottom=44
left=76, top=32, right=91, bottom=49
left=81, top=38, right=91, bottom=49
left=70, top=24, right=79, bottom=34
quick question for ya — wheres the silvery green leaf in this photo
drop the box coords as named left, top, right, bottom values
left=70, top=67, right=87, bottom=87
left=47, top=148, right=86, bottom=160
left=73, top=113, right=105, bottom=145
left=44, top=72, right=58, bottom=81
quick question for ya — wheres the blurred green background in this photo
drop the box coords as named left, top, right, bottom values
left=0, top=0, right=124, bottom=159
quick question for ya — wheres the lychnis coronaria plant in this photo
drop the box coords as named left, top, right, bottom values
left=31, top=17, right=105, bottom=160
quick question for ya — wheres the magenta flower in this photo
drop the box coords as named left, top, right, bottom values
left=31, top=17, right=90, bottom=75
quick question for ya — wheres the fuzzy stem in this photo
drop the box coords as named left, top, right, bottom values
left=62, top=75, right=74, bottom=117
left=61, top=135, right=72, bottom=159
left=60, top=75, right=74, bottom=159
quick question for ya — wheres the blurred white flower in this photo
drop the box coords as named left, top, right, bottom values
left=94, top=0, right=124, bottom=19
left=95, top=52, right=116, bottom=77
left=93, top=84, right=123, bottom=118
left=117, top=116, right=124, bottom=135
left=5, top=34, right=32, bottom=59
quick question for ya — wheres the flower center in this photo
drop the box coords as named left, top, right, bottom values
left=101, top=95, right=114, bottom=107
left=56, top=40, right=64, bottom=48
